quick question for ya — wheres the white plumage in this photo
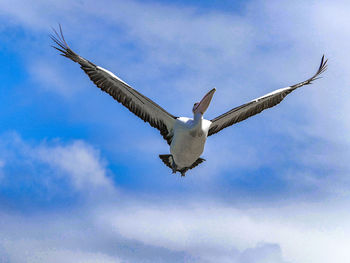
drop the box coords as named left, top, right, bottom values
left=171, top=115, right=212, bottom=169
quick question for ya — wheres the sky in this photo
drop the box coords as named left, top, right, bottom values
left=0, top=0, right=350, bottom=262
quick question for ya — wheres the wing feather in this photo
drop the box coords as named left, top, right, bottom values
left=51, top=26, right=176, bottom=144
left=208, top=56, right=328, bottom=136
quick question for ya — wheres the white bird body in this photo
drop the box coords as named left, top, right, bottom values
left=170, top=115, right=212, bottom=169
left=51, top=26, right=327, bottom=176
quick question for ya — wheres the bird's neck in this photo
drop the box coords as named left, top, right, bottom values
left=193, top=112, right=203, bottom=129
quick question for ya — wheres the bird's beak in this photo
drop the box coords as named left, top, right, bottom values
left=194, top=88, right=216, bottom=114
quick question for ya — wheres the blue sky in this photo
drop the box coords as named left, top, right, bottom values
left=0, top=0, right=350, bottom=262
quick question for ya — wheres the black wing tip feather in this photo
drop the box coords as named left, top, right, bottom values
left=50, top=24, right=81, bottom=63
left=50, top=24, right=68, bottom=52
left=316, top=54, right=328, bottom=77
left=299, top=54, right=328, bottom=86
left=309, top=54, right=328, bottom=81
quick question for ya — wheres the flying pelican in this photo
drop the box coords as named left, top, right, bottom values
left=51, top=27, right=327, bottom=176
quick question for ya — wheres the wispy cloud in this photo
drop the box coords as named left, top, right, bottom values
left=0, top=132, right=116, bottom=203
left=29, top=59, right=78, bottom=97
left=36, top=140, right=114, bottom=192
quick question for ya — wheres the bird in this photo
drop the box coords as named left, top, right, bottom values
left=51, top=26, right=327, bottom=177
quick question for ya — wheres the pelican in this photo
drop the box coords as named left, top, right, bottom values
left=51, top=27, right=327, bottom=176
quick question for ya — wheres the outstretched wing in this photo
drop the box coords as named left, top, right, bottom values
left=51, top=26, right=176, bottom=144
left=208, top=56, right=328, bottom=136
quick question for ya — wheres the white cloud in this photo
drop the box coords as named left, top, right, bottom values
left=36, top=140, right=114, bottom=192
left=2, top=197, right=350, bottom=263
left=97, top=200, right=350, bottom=263
left=2, top=244, right=120, bottom=263
left=0, top=0, right=81, bottom=30
left=0, top=209, right=191, bottom=263
left=0, top=202, right=289, bottom=263
left=0, top=211, right=122, bottom=263
left=0, top=132, right=116, bottom=197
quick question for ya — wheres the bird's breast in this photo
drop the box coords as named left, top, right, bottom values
left=170, top=117, right=211, bottom=168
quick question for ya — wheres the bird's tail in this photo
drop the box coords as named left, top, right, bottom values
left=159, top=154, right=206, bottom=176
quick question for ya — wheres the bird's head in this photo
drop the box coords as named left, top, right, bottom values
left=192, top=88, right=216, bottom=115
